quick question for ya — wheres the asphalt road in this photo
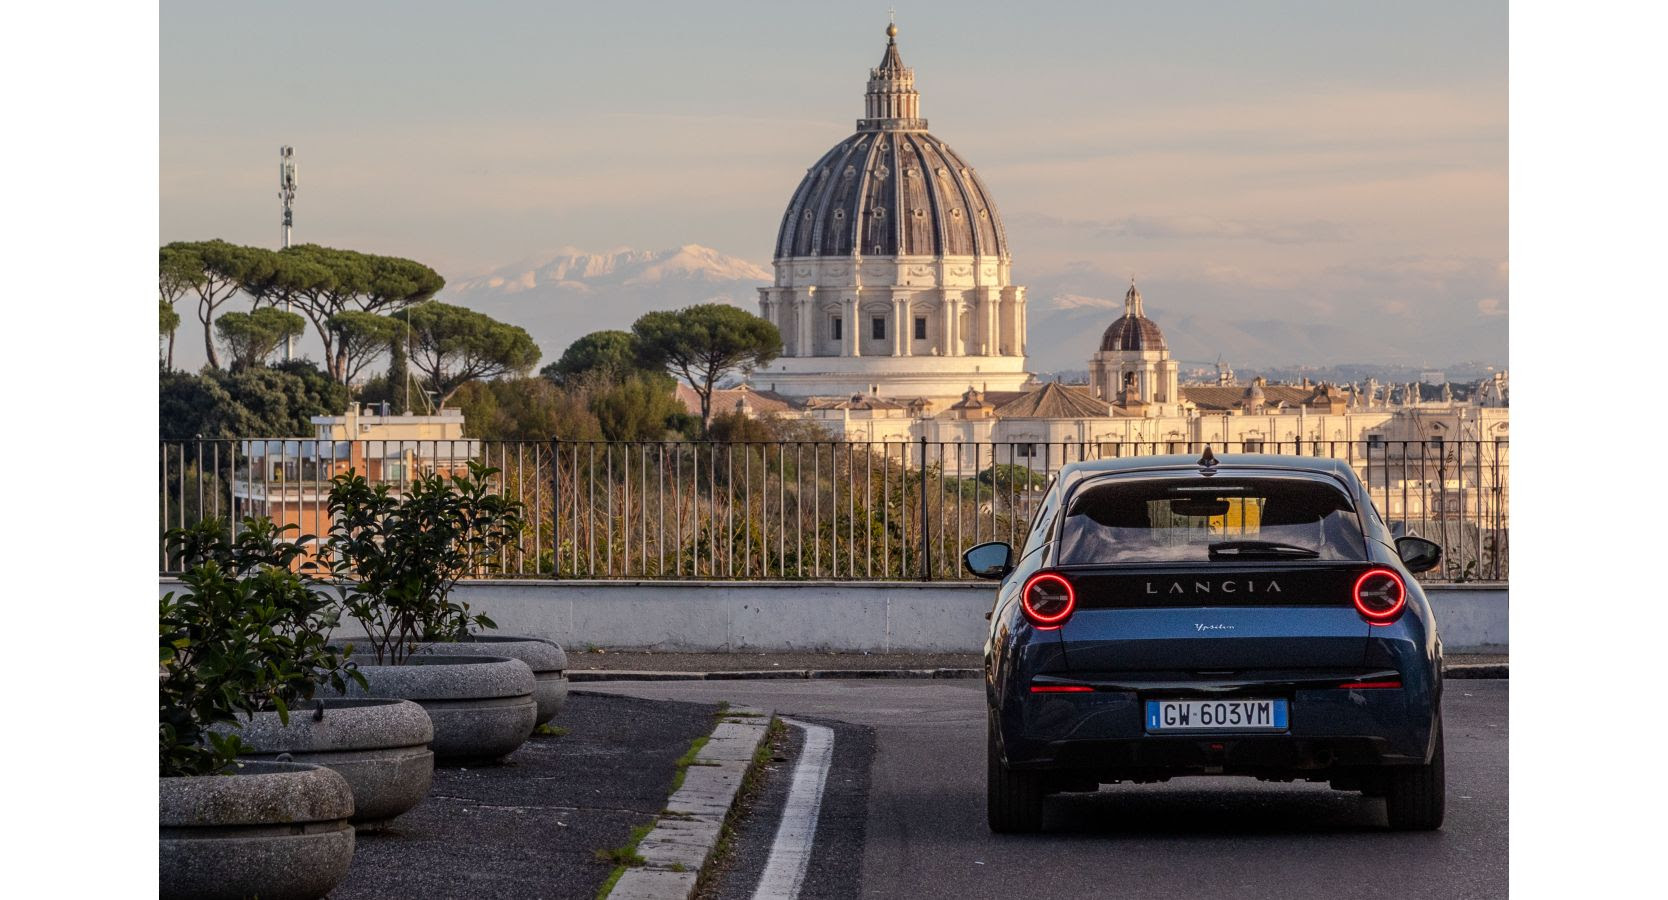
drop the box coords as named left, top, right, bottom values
left=584, top=679, right=1508, bottom=900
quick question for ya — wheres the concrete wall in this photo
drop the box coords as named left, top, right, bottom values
left=159, top=579, right=1507, bottom=654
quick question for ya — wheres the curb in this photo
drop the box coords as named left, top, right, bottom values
left=1444, top=663, right=1509, bottom=679
left=571, top=668, right=981, bottom=682
left=575, top=663, right=1506, bottom=682
left=604, top=706, right=773, bottom=900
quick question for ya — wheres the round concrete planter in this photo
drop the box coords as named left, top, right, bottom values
left=343, top=655, right=537, bottom=763
left=159, top=760, right=355, bottom=900
left=226, top=698, right=435, bottom=830
left=417, top=635, right=568, bottom=726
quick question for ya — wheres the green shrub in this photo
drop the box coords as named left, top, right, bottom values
left=324, top=461, right=525, bottom=664
left=159, top=518, right=361, bottom=778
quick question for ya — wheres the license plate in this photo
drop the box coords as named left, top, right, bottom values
left=1145, top=698, right=1287, bottom=733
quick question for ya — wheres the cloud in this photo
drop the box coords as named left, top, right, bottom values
left=1009, top=212, right=1351, bottom=245
left=1476, top=297, right=1506, bottom=317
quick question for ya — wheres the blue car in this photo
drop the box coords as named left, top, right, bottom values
left=966, top=451, right=1445, bottom=832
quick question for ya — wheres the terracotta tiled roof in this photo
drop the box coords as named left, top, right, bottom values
left=808, top=394, right=907, bottom=411
left=676, top=384, right=802, bottom=416
left=993, top=382, right=1110, bottom=419
left=1181, top=384, right=1324, bottom=411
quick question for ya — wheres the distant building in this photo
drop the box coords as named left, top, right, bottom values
left=754, top=23, right=1031, bottom=407
left=723, top=23, right=1509, bottom=526
left=232, top=405, right=479, bottom=539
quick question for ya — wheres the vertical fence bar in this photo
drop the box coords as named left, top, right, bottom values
left=812, top=444, right=820, bottom=577
left=160, top=443, right=169, bottom=570
left=901, top=442, right=910, bottom=578
left=778, top=443, right=787, bottom=577
left=743, top=443, right=751, bottom=577
left=866, top=442, right=874, bottom=579
left=919, top=435, right=930, bottom=580
left=671, top=443, right=679, bottom=576
left=937, top=442, right=946, bottom=580
left=847, top=442, right=855, bottom=579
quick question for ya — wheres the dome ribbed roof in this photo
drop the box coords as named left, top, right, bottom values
left=771, top=27, right=1009, bottom=261
left=1098, top=281, right=1167, bottom=351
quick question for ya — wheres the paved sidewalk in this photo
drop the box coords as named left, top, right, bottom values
left=569, top=649, right=982, bottom=673
left=333, top=692, right=718, bottom=900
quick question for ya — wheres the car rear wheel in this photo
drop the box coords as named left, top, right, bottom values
left=1383, top=717, right=1446, bottom=830
left=987, top=713, right=1045, bottom=833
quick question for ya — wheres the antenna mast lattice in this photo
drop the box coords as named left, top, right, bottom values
left=279, top=146, right=298, bottom=360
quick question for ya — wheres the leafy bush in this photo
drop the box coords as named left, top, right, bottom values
left=159, top=518, right=360, bottom=778
left=325, top=461, right=526, bottom=664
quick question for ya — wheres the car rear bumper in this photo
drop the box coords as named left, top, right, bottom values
left=998, top=684, right=1436, bottom=776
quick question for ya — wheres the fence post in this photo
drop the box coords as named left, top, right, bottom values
left=919, top=435, right=931, bottom=581
left=549, top=436, right=560, bottom=580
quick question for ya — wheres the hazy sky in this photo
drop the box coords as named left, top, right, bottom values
left=161, top=0, right=1506, bottom=365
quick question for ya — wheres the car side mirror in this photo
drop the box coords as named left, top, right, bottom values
left=1395, top=536, right=1442, bottom=574
left=963, top=541, right=1015, bottom=580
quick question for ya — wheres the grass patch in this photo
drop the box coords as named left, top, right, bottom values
left=668, top=734, right=712, bottom=794
left=535, top=724, right=569, bottom=737
left=713, top=701, right=732, bottom=716
left=594, top=821, right=654, bottom=899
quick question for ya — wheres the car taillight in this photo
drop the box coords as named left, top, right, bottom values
left=1352, top=568, right=1406, bottom=624
left=1021, top=572, right=1076, bottom=628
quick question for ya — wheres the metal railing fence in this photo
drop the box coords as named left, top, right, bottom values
left=160, top=438, right=1508, bottom=582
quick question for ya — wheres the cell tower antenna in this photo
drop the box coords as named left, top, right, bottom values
left=279, top=146, right=298, bottom=360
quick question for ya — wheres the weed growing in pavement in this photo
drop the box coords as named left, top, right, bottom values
left=535, top=724, right=569, bottom=737
left=668, top=735, right=712, bottom=793
left=593, top=822, right=654, bottom=898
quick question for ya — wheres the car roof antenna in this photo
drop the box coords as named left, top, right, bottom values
left=1197, top=447, right=1219, bottom=470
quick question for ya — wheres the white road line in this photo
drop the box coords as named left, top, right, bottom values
left=750, top=718, right=835, bottom=900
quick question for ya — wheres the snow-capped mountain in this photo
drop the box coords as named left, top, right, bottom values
left=443, top=245, right=773, bottom=361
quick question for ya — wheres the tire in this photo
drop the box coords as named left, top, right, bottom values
left=1384, top=717, right=1446, bottom=830
left=987, top=713, right=1046, bottom=833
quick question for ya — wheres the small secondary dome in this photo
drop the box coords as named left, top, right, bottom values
left=1100, top=280, right=1167, bottom=352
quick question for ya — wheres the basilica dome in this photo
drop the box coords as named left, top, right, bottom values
left=754, top=24, right=1033, bottom=407
left=772, top=29, right=1010, bottom=261
left=1099, top=282, right=1167, bottom=352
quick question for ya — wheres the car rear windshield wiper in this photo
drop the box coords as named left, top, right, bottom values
left=1208, top=540, right=1320, bottom=560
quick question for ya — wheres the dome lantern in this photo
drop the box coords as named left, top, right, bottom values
left=860, top=22, right=926, bottom=131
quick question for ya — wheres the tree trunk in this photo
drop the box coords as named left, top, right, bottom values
left=199, top=306, right=221, bottom=370
left=166, top=330, right=176, bottom=370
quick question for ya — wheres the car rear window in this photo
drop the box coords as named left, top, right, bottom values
left=1057, top=475, right=1366, bottom=564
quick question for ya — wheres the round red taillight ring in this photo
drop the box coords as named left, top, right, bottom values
left=1352, top=568, right=1406, bottom=623
left=1021, top=572, right=1076, bottom=627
